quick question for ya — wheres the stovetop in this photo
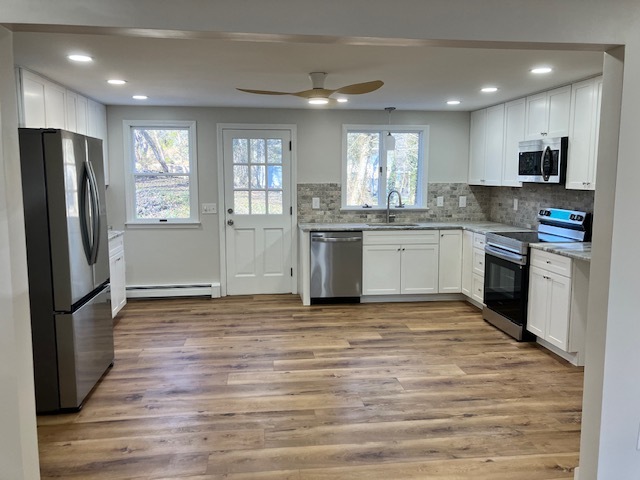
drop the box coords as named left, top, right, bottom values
left=491, top=231, right=578, bottom=244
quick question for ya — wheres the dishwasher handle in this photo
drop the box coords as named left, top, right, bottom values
left=311, top=236, right=362, bottom=243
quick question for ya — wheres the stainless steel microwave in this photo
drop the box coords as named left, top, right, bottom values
left=517, top=136, right=568, bottom=183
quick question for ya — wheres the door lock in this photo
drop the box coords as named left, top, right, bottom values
left=227, top=208, right=234, bottom=214
left=227, top=219, right=234, bottom=226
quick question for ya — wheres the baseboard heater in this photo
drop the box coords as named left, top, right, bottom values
left=126, top=283, right=221, bottom=299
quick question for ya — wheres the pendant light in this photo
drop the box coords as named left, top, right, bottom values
left=384, top=107, right=396, bottom=151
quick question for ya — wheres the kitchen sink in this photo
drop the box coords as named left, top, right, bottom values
left=366, top=223, right=420, bottom=227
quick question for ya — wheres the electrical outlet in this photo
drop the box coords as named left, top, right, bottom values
left=459, top=196, right=467, bottom=208
left=436, top=196, right=444, bottom=207
left=201, top=203, right=217, bottom=214
left=312, top=197, right=320, bottom=209
left=513, top=198, right=518, bottom=211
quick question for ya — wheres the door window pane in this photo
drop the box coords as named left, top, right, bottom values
left=267, top=139, right=283, bottom=164
left=267, top=166, right=282, bottom=189
left=234, top=191, right=250, bottom=214
left=135, top=175, right=190, bottom=219
left=233, top=138, right=248, bottom=164
left=268, top=191, right=283, bottom=214
left=233, top=165, right=249, bottom=188
left=251, top=165, right=266, bottom=189
left=251, top=191, right=266, bottom=214
left=250, top=139, right=266, bottom=164
left=346, top=132, right=379, bottom=206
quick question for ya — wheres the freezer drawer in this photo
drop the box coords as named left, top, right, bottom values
left=55, top=285, right=114, bottom=411
left=310, top=231, right=362, bottom=300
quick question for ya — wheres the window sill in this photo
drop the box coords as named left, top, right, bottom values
left=125, top=221, right=202, bottom=229
left=340, top=207, right=431, bottom=212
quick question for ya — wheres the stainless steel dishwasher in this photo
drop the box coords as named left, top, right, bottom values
left=310, top=231, right=362, bottom=302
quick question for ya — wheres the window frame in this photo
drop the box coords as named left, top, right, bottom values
left=123, top=120, right=199, bottom=225
left=341, top=124, right=429, bottom=210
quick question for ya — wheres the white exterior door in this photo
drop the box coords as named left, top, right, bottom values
left=222, top=129, right=293, bottom=295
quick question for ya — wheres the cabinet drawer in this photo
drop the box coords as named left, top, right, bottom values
left=109, top=234, right=124, bottom=256
left=472, top=248, right=485, bottom=276
left=472, top=273, right=485, bottom=304
left=363, top=230, right=439, bottom=245
left=531, top=249, right=572, bottom=277
left=473, top=233, right=486, bottom=249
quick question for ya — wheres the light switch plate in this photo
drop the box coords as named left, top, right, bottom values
left=312, top=197, right=320, bottom=209
left=513, top=198, right=518, bottom=211
left=459, top=196, right=467, bottom=208
left=201, top=203, right=217, bottom=214
left=436, top=196, right=444, bottom=207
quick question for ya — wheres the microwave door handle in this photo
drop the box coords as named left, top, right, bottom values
left=541, top=146, right=551, bottom=181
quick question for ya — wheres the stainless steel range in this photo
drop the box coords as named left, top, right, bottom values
left=482, top=208, right=591, bottom=341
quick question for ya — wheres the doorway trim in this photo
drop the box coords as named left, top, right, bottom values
left=216, top=123, right=298, bottom=297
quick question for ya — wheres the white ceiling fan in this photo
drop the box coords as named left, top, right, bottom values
left=237, top=72, right=384, bottom=105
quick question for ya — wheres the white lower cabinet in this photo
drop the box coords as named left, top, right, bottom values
left=527, top=249, right=589, bottom=365
left=438, top=230, right=462, bottom=293
left=109, top=234, right=127, bottom=318
left=362, top=230, right=439, bottom=296
left=462, top=232, right=486, bottom=305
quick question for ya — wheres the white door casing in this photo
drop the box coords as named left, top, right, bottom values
left=220, top=127, right=295, bottom=295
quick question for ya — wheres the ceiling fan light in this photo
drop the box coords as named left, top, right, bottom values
left=308, top=97, right=329, bottom=105
left=337, top=98, right=348, bottom=103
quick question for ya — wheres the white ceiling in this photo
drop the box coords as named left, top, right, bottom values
left=11, top=30, right=605, bottom=111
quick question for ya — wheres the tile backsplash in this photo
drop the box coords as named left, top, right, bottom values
left=297, top=182, right=594, bottom=228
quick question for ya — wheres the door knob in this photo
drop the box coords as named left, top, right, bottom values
left=227, top=208, right=234, bottom=214
left=227, top=219, right=234, bottom=226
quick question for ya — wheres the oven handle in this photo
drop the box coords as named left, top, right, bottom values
left=485, top=245, right=527, bottom=266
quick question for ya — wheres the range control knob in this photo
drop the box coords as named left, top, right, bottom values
left=570, top=214, right=576, bottom=220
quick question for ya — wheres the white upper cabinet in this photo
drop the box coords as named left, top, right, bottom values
left=502, top=98, right=525, bottom=187
left=524, top=85, right=571, bottom=140
left=18, top=68, right=110, bottom=185
left=20, top=70, right=46, bottom=128
left=468, top=105, right=503, bottom=186
left=566, top=76, right=603, bottom=191
left=44, top=81, right=67, bottom=129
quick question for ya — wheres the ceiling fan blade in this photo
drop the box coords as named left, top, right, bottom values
left=291, top=88, right=335, bottom=99
left=236, top=88, right=291, bottom=96
left=335, top=80, right=384, bottom=95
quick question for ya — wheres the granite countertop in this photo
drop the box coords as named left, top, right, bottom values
left=108, top=230, right=124, bottom=241
left=530, top=242, right=592, bottom=262
left=298, top=221, right=533, bottom=235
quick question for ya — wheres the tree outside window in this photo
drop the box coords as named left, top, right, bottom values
left=343, top=126, right=427, bottom=208
left=125, top=121, right=198, bottom=223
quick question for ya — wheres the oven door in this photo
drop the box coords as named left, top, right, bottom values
left=484, top=247, right=529, bottom=326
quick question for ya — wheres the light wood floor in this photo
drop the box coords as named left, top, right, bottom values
left=37, top=296, right=584, bottom=479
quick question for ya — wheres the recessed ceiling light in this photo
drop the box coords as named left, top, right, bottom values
left=67, top=54, right=93, bottom=63
left=107, top=79, right=127, bottom=85
left=132, top=95, right=148, bottom=100
left=531, top=66, right=553, bottom=74
left=308, top=97, right=329, bottom=105
left=447, top=100, right=461, bottom=105
left=481, top=87, right=498, bottom=93
left=336, top=98, right=348, bottom=103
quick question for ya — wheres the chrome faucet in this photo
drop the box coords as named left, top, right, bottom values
left=386, top=189, right=403, bottom=223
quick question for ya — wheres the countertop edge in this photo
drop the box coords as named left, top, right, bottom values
left=530, top=242, right=592, bottom=262
left=108, top=230, right=124, bottom=240
left=298, top=221, right=533, bottom=236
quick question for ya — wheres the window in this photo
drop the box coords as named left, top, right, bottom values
left=342, top=125, right=428, bottom=209
left=124, top=120, right=198, bottom=224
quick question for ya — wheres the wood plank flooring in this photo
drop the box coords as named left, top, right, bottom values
left=36, top=296, right=584, bottom=479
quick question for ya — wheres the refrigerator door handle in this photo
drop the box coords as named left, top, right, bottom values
left=86, top=160, right=101, bottom=265
left=79, top=161, right=93, bottom=264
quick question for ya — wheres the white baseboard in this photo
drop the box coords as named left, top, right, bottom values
left=127, top=283, right=221, bottom=299
left=536, top=337, right=582, bottom=366
left=574, top=466, right=579, bottom=480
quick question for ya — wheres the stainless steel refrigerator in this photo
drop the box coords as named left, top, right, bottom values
left=19, top=128, right=114, bottom=414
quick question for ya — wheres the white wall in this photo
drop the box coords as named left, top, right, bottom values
left=3, top=1, right=640, bottom=478
left=107, top=106, right=469, bottom=286
left=0, top=26, right=40, bottom=479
